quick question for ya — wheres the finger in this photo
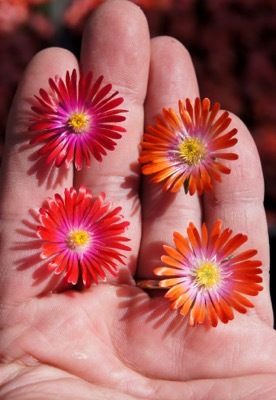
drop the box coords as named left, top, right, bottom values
left=74, top=0, right=151, bottom=279
left=203, top=116, right=273, bottom=325
left=0, top=48, right=78, bottom=304
left=137, top=37, right=201, bottom=279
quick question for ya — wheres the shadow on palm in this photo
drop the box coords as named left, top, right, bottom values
left=8, top=178, right=274, bottom=387
left=11, top=281, right=273, bottom=389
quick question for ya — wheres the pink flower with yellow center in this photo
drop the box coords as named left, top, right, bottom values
left=154, top=220, right=263, bottom=327
left=37, top=186, right=131, bottom=287
left=29, top=69, right=127, bottom=170
left=139, top=97, right=238, bottom=195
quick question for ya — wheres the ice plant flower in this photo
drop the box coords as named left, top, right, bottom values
left=37, top=186, right=131, bottom=287
left=29, top=69, right=127, bottom=170
left=139, top=97, right=238, bottom=195
left=154, top=220, right=263, bottom=327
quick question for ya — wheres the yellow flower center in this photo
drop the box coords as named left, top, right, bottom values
left=178, top=137, right=205, bottom=166
left=196, top=261, right=220, bottom=288
left=67, top=229, right=91, bottom=251
left=68, top=112, right=88, bottom=133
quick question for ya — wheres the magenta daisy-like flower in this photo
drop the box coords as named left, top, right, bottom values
left=37, top=186, right=131, bottom=287
left=29, top=69, right=127, bottom=170
left=139, top=98, right=238, bottom=195
left=154, top=220, right=263, bottom=327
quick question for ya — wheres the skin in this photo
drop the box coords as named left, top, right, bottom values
left=0, top=1, right=275, bottom=399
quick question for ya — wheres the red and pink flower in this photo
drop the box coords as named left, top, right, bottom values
left=37, top=186, right=131, bottom=287
left=29, top=69, right=127, bottom=170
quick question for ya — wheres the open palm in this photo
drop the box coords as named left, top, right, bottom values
left=1, top=1, right=276, bottom=399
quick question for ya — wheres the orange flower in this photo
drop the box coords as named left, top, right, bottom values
left=139, top=98, right=238, bottom=195
left=154, top=221, right=263, bottom=327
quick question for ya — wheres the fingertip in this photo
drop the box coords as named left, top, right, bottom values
left=150, top=35, right=192, bottom=65
left=16, top=47, right=78, bottom=95
left=83, top=0, right=149, bottom=36
left=81, top=0, right=150, bottom=95
left=8, top=47, right=79, bottom=133
left=206, top=112, right=264, bottom=205
left=146, top=35, right=199, bottom=119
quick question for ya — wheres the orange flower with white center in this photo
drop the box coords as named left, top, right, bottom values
left=154, top=220, right=263, bottom=327
left=139, top=98, right=238, bottom=195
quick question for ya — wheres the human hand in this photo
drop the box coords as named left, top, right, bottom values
left=0, top=1, right=275, bottom=399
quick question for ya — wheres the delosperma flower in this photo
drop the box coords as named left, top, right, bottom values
left=37, top=186, right=131, bottom=287
left=139, top=97, right=238, bottom=195
left=29, top=69, right=127, bottom=170
left=154, top=220, right=263, bottom=327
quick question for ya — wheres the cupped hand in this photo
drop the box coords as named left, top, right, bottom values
left=0, top=1, right=276, bottom=399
